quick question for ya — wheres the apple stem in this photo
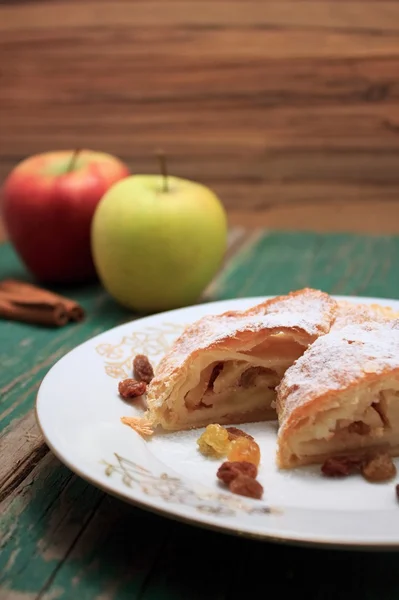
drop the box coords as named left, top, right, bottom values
left=156, top=150, right=169, bottom=193
left=66, top=148, right=81, bottom=173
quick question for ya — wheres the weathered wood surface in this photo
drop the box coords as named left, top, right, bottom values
left=0, top=227, right=248, bottom=505
left=227, top=200, right=399, bottom=235
left=1, top=0, right=399, bottom=212
left=2, top=230, right=399, bottom=599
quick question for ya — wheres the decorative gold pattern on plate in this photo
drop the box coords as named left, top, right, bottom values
left=102, top=454, right=273, bottom=518
left=98, top=322, right=276, bottom=519
left=96, top=322, right=185, bottom=379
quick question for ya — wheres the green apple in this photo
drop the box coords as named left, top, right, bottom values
left=91, top=174, right=227, bottom=312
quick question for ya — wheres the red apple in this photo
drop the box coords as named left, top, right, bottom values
left=0, top=149, right=130, bottom=283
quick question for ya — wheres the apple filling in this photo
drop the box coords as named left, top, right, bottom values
left=160, top=334, right=307, bottom=429
left=280, top=381, right=399, bottom=467
left=184, top=362, right=279, bottom=410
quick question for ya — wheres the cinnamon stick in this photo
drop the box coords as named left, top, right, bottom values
left=0, top=297, right=69, bottom=327
left=0, top=279, right=85, bottom=322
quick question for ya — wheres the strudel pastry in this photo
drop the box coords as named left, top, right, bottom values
left=276, top=318, right=399, bottom=468
left=145, top=288, right=337, bottom=431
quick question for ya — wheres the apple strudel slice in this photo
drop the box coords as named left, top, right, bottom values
left=276, top=318, right=399, bottom=469
left=145, top=288, right=337, bottom=431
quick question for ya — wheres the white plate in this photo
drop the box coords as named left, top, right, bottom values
left=36, top=295, right=399, bottom=549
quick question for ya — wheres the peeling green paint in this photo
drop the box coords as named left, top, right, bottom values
left=2, top=233, right=399, bottom=599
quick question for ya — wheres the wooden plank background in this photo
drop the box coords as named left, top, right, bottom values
left=1, top=0, right=399, bottom=224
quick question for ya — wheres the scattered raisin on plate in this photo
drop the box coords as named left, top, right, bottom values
left=197, top=424, right=264, bottom=500
left=321, top=456, right=363, bottom=477
left=118, top=378, right=147, bottom=399
left=229, top=475, right=264, bottom=500
left=133, top=354, right=154, bottom=384
left=227, top=437, right=261, bottom=466
left=226, top=427, right=254, bottom=441
left=361, top=453, right=397, bottom=483
left=217, top=461, right=257, bottom=485
left=197, top=424, right=230, bottom=458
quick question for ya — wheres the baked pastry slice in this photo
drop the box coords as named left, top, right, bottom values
left=276, top=319, right=399, bottom=469
left=145, top=288, right=337, bottom=431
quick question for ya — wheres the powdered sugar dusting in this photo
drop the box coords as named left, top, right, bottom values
left=333, top=301, right=399, bottom=330
left=149, top=289, right=337, bottom=392
left=278, top=319, right=399, bottom=424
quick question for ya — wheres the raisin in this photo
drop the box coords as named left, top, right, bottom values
left=208, top=363, right=223, bottom=389
left=227, top=437, right=261, bottom=466
left=229, top=475, right=263, bottom=500
left=133, top=354, right=154, bottom=384
left=118, top=378, right=147, bottom=399
left=217, top=461, right=258, bottom=484
left=197, top=424, right=230, bottom=458
left=321, top=456, right=363, bottom=477
left=361, top=453, right=397, bottom=482
left=226, top=427, right=254, bottom=442
left=347, top=421, right=371, bottom=435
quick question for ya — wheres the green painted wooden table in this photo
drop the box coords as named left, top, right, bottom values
left=2, top=229, right=399, bottom=600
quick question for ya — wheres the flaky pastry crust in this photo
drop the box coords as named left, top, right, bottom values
left=145, top=288, right=338, bottom=431
left=276, top=318, right=399, bottom=468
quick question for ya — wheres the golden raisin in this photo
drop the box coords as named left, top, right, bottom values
left=227, top=437, right=261, bottom=466
left=217, top=461, right=258, bottom=484
left=229, top=475, right=263, bottom=500
left=197, top=424, right=230, bottom=458
left=226, top=427, right=254, bottom=442
left=361, top=453, right=397, bottom=483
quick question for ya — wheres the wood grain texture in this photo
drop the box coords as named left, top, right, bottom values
left=2, top=0, right=399, bottom=593
left=0, top=229, right=248, bottom=510
left=228, top=200, right=399, bottom=234
left=208, top=230, right=399, bottom=302
left=2, top=230, right=399, bottom=598
left=3, top=455, right=399, bottom=600
left=4, top=450, right=399, bottom=600
left=1, top=0, right=399, bottom=212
